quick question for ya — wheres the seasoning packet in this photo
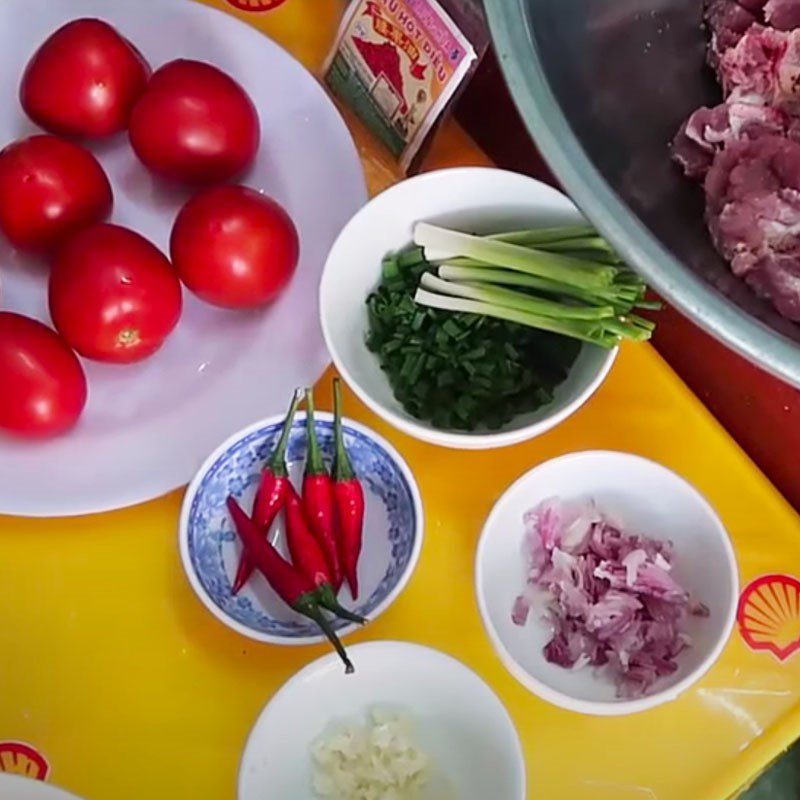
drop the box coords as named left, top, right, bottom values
left=324, top=0, right=486, bottom=171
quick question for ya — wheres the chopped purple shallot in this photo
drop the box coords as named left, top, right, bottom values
left=513, top=498, right=709, bottom=697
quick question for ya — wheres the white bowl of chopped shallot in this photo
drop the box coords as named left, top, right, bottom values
left=475, top=451, right=739, bottom=716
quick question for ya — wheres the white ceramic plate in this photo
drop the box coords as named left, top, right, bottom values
left=0, top=0, right=366, bottom=516
left=238, top=641, right=526, bottom=800
left=0, top=775, right=84, bottom=800
left=476, top=451, right=739, bottom=715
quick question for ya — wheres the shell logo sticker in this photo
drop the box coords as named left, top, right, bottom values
left=0, top=741, right=50, bottom=781
left=738, top=574, right=800, bottom=661
left=224, top=0, right=290, bottom=11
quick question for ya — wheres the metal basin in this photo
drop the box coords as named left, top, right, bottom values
left=485, top=0, right=800, bottom=386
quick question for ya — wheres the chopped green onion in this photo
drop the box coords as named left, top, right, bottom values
left=381, top=255, right=400, bottom=281
left=366, top=225, right=656, bottom=432
left=397, top=246, right=426, bottom=268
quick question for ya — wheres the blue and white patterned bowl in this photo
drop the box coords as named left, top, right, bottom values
left=179, top=412, right=424, bottom=644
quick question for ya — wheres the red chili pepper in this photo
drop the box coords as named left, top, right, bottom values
left=231, top=390, right=301, bottom=595
left=285, top=483, right=365, bottom=625
left=332, top=378, right=365, bottom=600
left=226, top=496, right=354, bottom=674
left=303, top=388, right=343, bottom=590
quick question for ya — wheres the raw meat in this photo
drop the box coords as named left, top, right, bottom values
left=719, top=0, right=800, bottom=31
left=766, top=0, right=800, bottom=30
left=719, top=25, right=800, bottom=109
left=670, top=0, right=800, bottom=320
left=705, top=135, right=800, bottom=319
left=672, top=102, right=787, bottom=177
left=704, top=0, right=758, bottom=72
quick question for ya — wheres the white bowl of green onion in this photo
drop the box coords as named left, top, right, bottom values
left=320, top=167, right=654, bottom=449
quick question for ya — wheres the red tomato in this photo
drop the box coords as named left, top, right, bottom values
left=129, top=60, right=260, bottom=185
left=0, top=135, right=113, bottom=253
left=49, top=224, right=183, bottom=363
left=20, top=18, right=151, bottom=139
left=170, top=185, right=299, bottom=309
left=0, top=313, right=87, bottom=437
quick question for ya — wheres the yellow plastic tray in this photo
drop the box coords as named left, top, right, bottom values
left=1, top=3, right=799, bottom=799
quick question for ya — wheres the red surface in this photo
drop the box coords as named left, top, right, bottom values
left=652, top=305, right=799, bottom=507
left=456, top=50, right=800, bottom=511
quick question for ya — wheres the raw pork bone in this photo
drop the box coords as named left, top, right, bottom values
left=672, top=102, right=787, bottom=178
left=719, top=24, right=800, bottom=108
left=705, top=134, right=800, bottom=319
